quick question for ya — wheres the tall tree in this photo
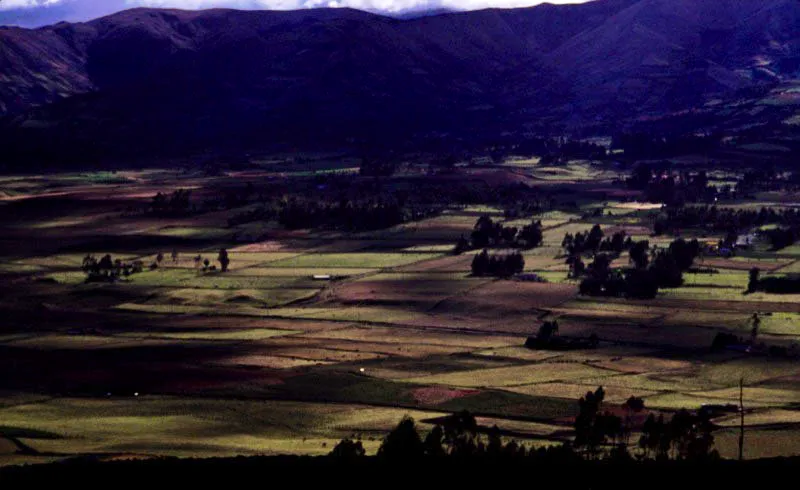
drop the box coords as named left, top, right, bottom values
left=218, top=248, right=230, bottom=272
left=377, top=416, right=425, bottom=459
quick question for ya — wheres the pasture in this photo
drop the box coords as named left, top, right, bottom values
left=0, top=162, right=798, bottom=465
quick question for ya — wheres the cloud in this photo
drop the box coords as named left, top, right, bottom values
left=132, top=0, right=585, bottom=13
left=0, top=0, right=587, bottom=26
left=0, top=0, right=64, bottom=8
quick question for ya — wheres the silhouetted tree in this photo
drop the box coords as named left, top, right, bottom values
left=537, top=321, right=559, bottom=343
left=748, top=267, right=760, bottom=293
left=630, top=240, right=650, bottom=269
left=442, top=411, right=479, bottom=457
left=329, top=437, right=366, bottom=460
left=574, top=386, right=622, bottom=458
left=749, top=313, right=761, bottom=345
left=377, top=416, right=425, bottom=459
left=423, top=425, right=446, bottom=458
left=218, top=249, right=230, bottom=272
left=453, top=235, right=470, bottom=255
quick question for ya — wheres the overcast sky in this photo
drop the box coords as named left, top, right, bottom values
left=0, top=0, right=588, bottom=27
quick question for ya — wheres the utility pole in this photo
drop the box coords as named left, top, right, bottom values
left=739, top=377, right=745, bottom=461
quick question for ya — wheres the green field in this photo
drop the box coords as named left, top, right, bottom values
left=1, top=162, right=799, bottom=466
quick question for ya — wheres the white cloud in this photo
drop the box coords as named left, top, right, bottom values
left=131, top=0, right=587, bottom=12
left=2, top=0, right=587, bottom=14
left=0, top=0, right=64, bottom=9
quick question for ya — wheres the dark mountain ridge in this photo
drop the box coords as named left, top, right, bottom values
left=0, top=0, right=797, bottom=166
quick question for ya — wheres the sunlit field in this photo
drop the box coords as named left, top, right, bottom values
left=1, top=159, right=799, bottom=466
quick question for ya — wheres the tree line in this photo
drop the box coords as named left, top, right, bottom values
left=455, top=215, right=544, bottom=254
left=627, top=166, right=719, bottom=206
left=331, top=388, right=718, bottom=462
left=82, top=249, right=230, bottom=282
left=470, top=250, right=526, bottom=278
left=576, top=238, right=701, bottom=299
left=653, top=205, right=800, bottom=237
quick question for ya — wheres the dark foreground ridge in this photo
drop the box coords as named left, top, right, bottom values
left=1, top=455, right=797, bottom=486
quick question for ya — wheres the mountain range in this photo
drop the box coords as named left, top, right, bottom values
left=0, top=0, right=798, bottom=164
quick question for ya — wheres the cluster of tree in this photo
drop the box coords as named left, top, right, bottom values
left=227, top=205, right=278, bottom=227
left=524, top=320, right=599, bottom=350
left=456, top=216, right=543, bottom=254
left=735, top=169, right=800, bottom=195
left=637, top=410, right=716, bottom=461
left=199, top=185, right=257, bottom=213
left=574, top=387, right=629, bottom=458
left=82, top=249, right=230, bottom=282
left=653, top=205, right=800, bottom=236
left=277, top=198, right=441, bottom=232
left=192, top=249, right=230, bottom=273
left=471, top=137, right=607, bottom=166
left=577, top=238, right=700, bottom=299
left=332, top=410, right=581, bottom=463
left=627, top=165, right=718, bottom=205
left=471, top=250, right=525, bottom=277
left=82, top=254, right=144, bottom=282
left=538, top=141, right=607, bottom=165
left=712, top=328, right=798, bottom=358
left=762, top=226, right=800, bottom=251
left=749, top=273, right=800, bottom=294
left=563, top=226, right=632, bottom=256
left=332, top=391, right=717, bottom=462
left=503, top=201, right=548, bottom=220
left=150, top=189, right=193, bottom=217
left=612, top=133, right=721, bottom=160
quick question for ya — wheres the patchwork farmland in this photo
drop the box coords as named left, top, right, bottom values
left=1, top=159, right=799, bottom=465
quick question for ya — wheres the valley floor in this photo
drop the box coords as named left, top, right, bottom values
left=1, top=162, right=798, bottom=465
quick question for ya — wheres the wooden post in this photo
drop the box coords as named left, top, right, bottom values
left=738, top=377, right=745, bottom=461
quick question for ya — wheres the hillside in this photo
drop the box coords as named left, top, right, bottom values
left=0, top=0, right=798, bottom=164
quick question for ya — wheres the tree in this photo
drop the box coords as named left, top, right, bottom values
left=329, top=437, right=366, bottom=460
left=629, top=240, right=650, bottom=269
left=625, top=268, right=659, bottom=299
left=97, top=254, right=114, bottom=271
left=486, top=425, right=503, bottom=457
left=423, top=425, right=446, bottom=457
left=749, top=313, right=761, bottom=345
left=568, top=256, right=585, bottom=279
left=574, top=386, right=621, bottom=457
left=747, top=267, right=760, bottom=293
left=218, top=248, right=230, bottom=272
left=623, top=396, right=645, bottom=412
left=562, top=233, right=574, bottom=250
left=442, top=411, right=479, bottom=456
left=453, top=235, right=470, bottom=255
left=471, top=249, right=490, bottom=276
left=471, top=215, right=495, bottom=248
left=587, top=253, right=612, bottom=282
left=586, top=224, right=604, bottom=251
left=670, top=409, right=717, bottom=460
left=377, top=416, right=425, bottom=459
left=519, top=220, right=543, bottom=248
left=639, top=414, right=662, bottom=459
left=537, top=320, right=559, bottom=344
